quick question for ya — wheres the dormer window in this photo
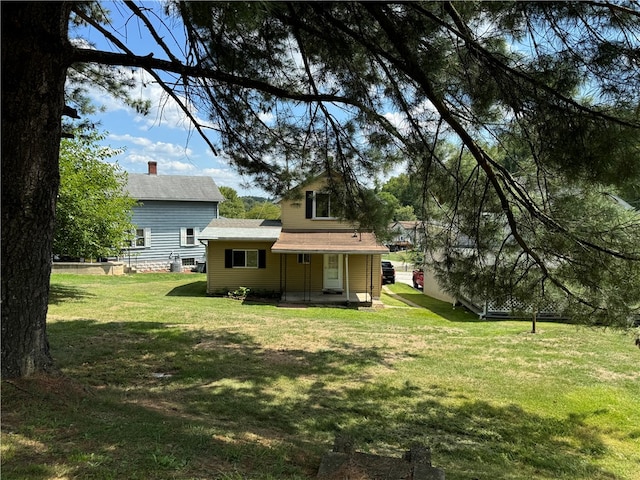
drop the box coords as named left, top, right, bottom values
left=315, top=192, right=332, bottom=218
left=305, top=190, right=336, bottom=219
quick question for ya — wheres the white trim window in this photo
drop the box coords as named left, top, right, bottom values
left=314, top=192, right=333, bottom=218
left=306, top=190, right=337, bottom=219
left=234, top=249, right=258, bottom=268
left=128, top=228, right=151, bottom=248
left=180, top=227, right=199, bottom=246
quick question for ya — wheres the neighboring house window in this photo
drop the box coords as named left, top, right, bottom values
left=128, top=228, right=150, bottom=248
left=180, top=227, right=199, bottom=246
left=182, top=257, right=195, bottom=267
left=298, top=253, right=311, bottom=264
left=225, top=249, right=266, bottom=269
left=305, top=190, right=336, bottom=219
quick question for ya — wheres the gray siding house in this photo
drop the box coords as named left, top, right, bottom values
left=123, top=161, right=224, bottom=271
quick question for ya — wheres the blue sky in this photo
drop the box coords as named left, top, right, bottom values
left=75, top=3, right=270, bottom=197
left=75, top=2, right=414, bottom=198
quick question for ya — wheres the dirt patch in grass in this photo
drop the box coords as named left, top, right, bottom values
left=3, top=373, right=92, bottom=405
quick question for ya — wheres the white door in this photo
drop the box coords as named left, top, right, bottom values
left=323, top=254, right=343, bottom=291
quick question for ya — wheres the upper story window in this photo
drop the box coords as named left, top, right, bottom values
left=315, top=193, right=332, bottom=218
left=305, top=190, right=337, bottom=219
left=180, top=227, right=199, bottom=246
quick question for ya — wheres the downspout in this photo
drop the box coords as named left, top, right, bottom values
left=199, top=239, right=209, bottom=293
left=365, top=254, right=370, bottom=304
left=370, top=254, right=374, bottom=302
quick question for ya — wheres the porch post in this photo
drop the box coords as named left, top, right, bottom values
left=305, top=253, right=309, bottom=302
left=345, top=254, right=350, bottom=304
left=282, top=254, right=287, bottom=301
left=369, top=254, right=373, bottom=302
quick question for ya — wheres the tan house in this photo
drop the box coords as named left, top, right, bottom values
left=199, top=176, right=388, bottom=305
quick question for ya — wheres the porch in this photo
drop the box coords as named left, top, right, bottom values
left=279, top=290, right=374, bottom=307
left=272, top=230, right=389, bottom=306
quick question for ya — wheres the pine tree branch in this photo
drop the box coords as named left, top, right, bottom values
left=363, top=3, right=615, bottom=312
left=429, top=2, right=640, bottom=129
left=72, top=5, right=220, bottom=155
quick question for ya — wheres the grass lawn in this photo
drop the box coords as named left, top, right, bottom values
left=2, top=274, right=639, bottom=479
left=382, top=251, right=415, bottom=265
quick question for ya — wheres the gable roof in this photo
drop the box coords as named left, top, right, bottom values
left=275, top=171, right=340, bottom=203
left=199, top=218, right=283, bottom=241
left=390, top=221, right=423, bottom=231
left=126, top=174, right=224, bottom=202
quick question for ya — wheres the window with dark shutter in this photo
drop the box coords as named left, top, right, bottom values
left=305, top=191, right=313, bottom=219
left=226, top=249, right=262, bottom=268
left=298, top=253, right=310, bottom=264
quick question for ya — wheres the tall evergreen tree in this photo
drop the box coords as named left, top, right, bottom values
left=2, top=1, right=639, bottom=377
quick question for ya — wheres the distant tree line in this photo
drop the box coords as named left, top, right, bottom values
left=218, top=186, right=281, bottom=220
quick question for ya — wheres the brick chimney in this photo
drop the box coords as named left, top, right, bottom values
left=148, top=161, right=157, bottom=175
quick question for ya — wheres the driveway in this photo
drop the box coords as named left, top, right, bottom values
left=389, top=261, right=414, bottom=287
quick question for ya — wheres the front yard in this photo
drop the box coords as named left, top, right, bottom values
left=2, top=274, right=639, bottom=479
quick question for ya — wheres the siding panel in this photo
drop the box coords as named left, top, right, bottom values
left=125, top=200, right=217, bottom=270
left=207, top=241, right=280, bottom=294
left=280, top=178, right=357, bottom=231
left=281, top=254, right=323, bottom=292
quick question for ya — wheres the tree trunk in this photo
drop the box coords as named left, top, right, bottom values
left=1, top=2, right=72, bottom=378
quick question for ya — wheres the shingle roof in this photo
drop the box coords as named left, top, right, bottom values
left=272, top=230, right=388, bottom=254
left=126, top=174, right=224, bottom=202
left=199, top=219, right=283, bottom=241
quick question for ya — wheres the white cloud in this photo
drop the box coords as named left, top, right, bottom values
left=106, top=133, right=200, bottom=175
left=201, top=167, right=267, bottom=197
left=85, top=68, right=215, bottom=134
left=383, top=111, right=410, bottom=132
left=164, top=161, right=197, bottom=173
left=109, top=133, right=195, bottom=158
left=257, top=111, right=275, bottom=124
left=105, top=133, right=264, bottom=195
left=126, top=153, right=158, bottom=166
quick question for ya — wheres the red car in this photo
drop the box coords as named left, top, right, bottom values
left=412, top=269, right=424, bottom=289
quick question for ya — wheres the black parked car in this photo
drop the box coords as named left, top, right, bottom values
left=381, top=261, right=396, bottom=284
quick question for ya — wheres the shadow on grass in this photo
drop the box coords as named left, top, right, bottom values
left=1, top=318, right=619, bottom=480
left=389, top=286, right=576, bottom=327
left=386, top=286, right=481, bottom=323
left=48, top=283, right=96, bottom=305
left=165, top=280, right=208, bottom=297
